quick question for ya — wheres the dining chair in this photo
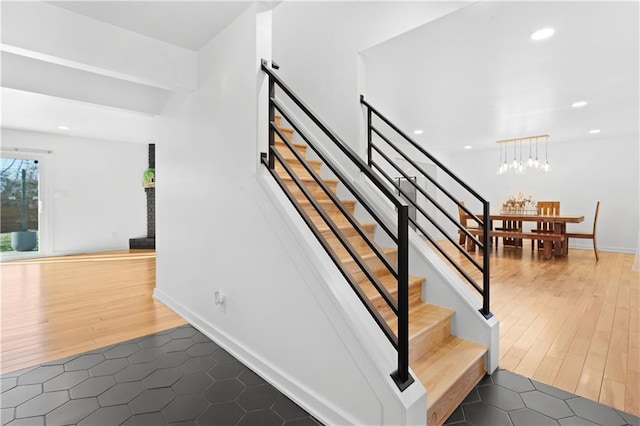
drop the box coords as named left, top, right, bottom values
left=457, top=201, right=479, bottom=250
left=566, top=201, right=600, bottom=261
left=532, top=201, right=560, bottom=251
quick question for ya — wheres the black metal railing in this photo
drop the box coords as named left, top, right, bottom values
left=361, top=96, right=492, bottom=318
left=260, top=59, right=414, bottom=390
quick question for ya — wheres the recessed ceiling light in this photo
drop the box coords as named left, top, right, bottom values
left=572, top=101, right=587, bottom=108
left=58, top=125, right=70, bottom=130
left=413, top=129, right=424, bottom=135
left=589, top=129, right=601, bottom=134
left=531, top=28, right=555, bottom=41
left=464, top=145, right=472, bottom=150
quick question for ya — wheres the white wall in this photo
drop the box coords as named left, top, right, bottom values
left=272, top=2, right=469, bottom=156
left=450, top=135, right=639, bottom=252
left=1, top=129, right=147, bottom=257
left=154, top=6, right=425, bottom=425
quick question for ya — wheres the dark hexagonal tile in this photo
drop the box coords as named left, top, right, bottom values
left=15, top=390, right=69, bottom=418
left=492, top=369, right=535, bottom=393
left=532, top=379, right=577, bottom=400
left=5, top=416, right=45, bottom=425
left=161, top=394, right=209, bottom=423
left=463, top=401, right=512, bottom=426
left=477, top=375, right=494, bottom=386
left=1, top=377, right=17, bottom=393
left=284, top=418, right=323, bottom=426
left=143, top=367, right=183, bottom=389
left=212, top=349, right=235, bottom=362
left=238, top=368, right=266, bottom=387
left=43, top=370, right=89, bottom=392
left=238, top=409, right=284, bottom=426
left=89, top=358, right=130, bottom=376
left=162, top=339, right=194, bottom=353
left=237, top=383, right=280, bottom=411
left=462, top=387, right=481, bottom=404
left=509, top=408, right=559, bottom=425
left=0, top=384, right=42, bottom=407
left=17, top=365, right=63, bottom=385
left=209, top=360, right=245, bottom=380
left=197, top=401, right=245, bottom=426
left=78, top=405, right=131, bottom=426
left=204, top=379, right=246, bottom=403
left=104, top=343, right=140, bottom=359
left=169, top=421, right=198, bottom=426
left=1, top=407, right=14, bottom=424
left=444, top=405, right=464, bottom=425
left=273, top=394, right=309, bottom=420
left=70, top=375, right=116, bottom=398
left=558, top=416, right=599, bottom=426
left=122, top=412, right=165, bottom=426
left=139, top=334, right=173, bottom=348
left=45, top=397, right=100, bottom=426
left=84, top=345, right=116, bottom=355
left=129, top=388, right=176, bottom=414
left=566, top=397, right=626, bottom=426
left=186, top=342, right=218, bottom=357
left=191, top=331, right=213, bottom=343
left=42, top=354, right=80, bottom=367
left=154, top=352, right=190, bottom=369
left=172, top=373, right=213, bottom=395
left=115, top=362, right=156, bottom=383
left=180, top=355, right=217, bottom=375
left=478, top=384, right=525, bottom=411
left=128, top=347, right=164, bottom=364
left=97, top=381, right=144, bottom=406
left=521, top=390, right=573, bottom=419
left=170, top=327, right=197, bottom=339
left=616, top=409, right=640, bottom=426
left=64, top=354, right=105, bottom=371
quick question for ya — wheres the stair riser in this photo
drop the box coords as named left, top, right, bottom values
left=284, top=180, right=336, bottom=201
left=427, top=357, right=484, bottom=426
left=345, top=252, right=398, bottom=283
left=323, top=229, right=377, bottom=258
left=274, top=140, right=306, bottom=159
left=375, top=284, right=424, bottom=322
left=275, top=162, right=322, bottom=181
left=409, top=318, right=451, bottom=364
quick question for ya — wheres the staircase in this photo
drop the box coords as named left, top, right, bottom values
left=273, top=116, right=487, bottom=425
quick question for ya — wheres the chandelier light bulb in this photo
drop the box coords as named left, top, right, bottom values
left=543, top=161, right=550, bottom=172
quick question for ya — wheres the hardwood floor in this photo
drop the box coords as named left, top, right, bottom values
left=430, top=241, right=639, bottom=416
left=0, top=250, right=186, bottom=375
left=1, top=246, right=637, bottom=416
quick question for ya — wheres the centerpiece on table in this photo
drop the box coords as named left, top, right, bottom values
left=501, top=192, right=536, bottom=215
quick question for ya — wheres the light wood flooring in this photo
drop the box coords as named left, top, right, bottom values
left=0, top=246, right=637, bottom=415
left=433, top=242, right=639, bottom=416
left=0, top=250, right=186, bottom=374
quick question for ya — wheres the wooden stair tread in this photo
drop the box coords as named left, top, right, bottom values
left=280, top=175, right=338, bottom=185
left=360, top=273, right=424, bottom=302
left=317, top=222, right=376, bottom=236
left=274, top=139, right=306, bottom=151
left=339, top=245, right=396, bottom=263
left=387, top=303, right=454, bottom=341
left=413, top=336, right=487, bottom=408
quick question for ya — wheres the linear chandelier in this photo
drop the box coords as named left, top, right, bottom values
left=497, top=134, right=550, bottom=174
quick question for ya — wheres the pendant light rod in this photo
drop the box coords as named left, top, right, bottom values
left=496, top=134, right=550, bottom=144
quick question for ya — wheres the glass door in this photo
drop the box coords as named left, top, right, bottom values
left=1, top=156, right=41, bottom=255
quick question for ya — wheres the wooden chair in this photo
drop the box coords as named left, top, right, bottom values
left=457, top=202, right=479, bottom=250
left=532, top=201, right=560, bottom=251
left=567, top=201, right=600, bottom=261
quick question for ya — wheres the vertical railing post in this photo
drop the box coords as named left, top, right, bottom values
left=365, top=97, right=373, bottom=167
left=482, top=201, right=492, bottom=318
left=267, top=61, right=275, bottom=171
left=391, top=205, right=414, bottom=391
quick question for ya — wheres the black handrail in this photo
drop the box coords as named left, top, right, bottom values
left=361, top=95, right=492, bottom=318
left=261, top=59, right=414, bottom=390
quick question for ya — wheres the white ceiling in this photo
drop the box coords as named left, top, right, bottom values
left=1, top=1, right=637, bottom=151
left=48, top=1, right=253, bottom=51
left=362, top=1, right=639, bottom=153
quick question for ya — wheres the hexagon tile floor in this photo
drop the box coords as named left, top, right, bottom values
left=1, top=325, right=638, bottom=426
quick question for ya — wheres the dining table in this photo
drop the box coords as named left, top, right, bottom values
left=467, top=212, right=585, bottom=257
